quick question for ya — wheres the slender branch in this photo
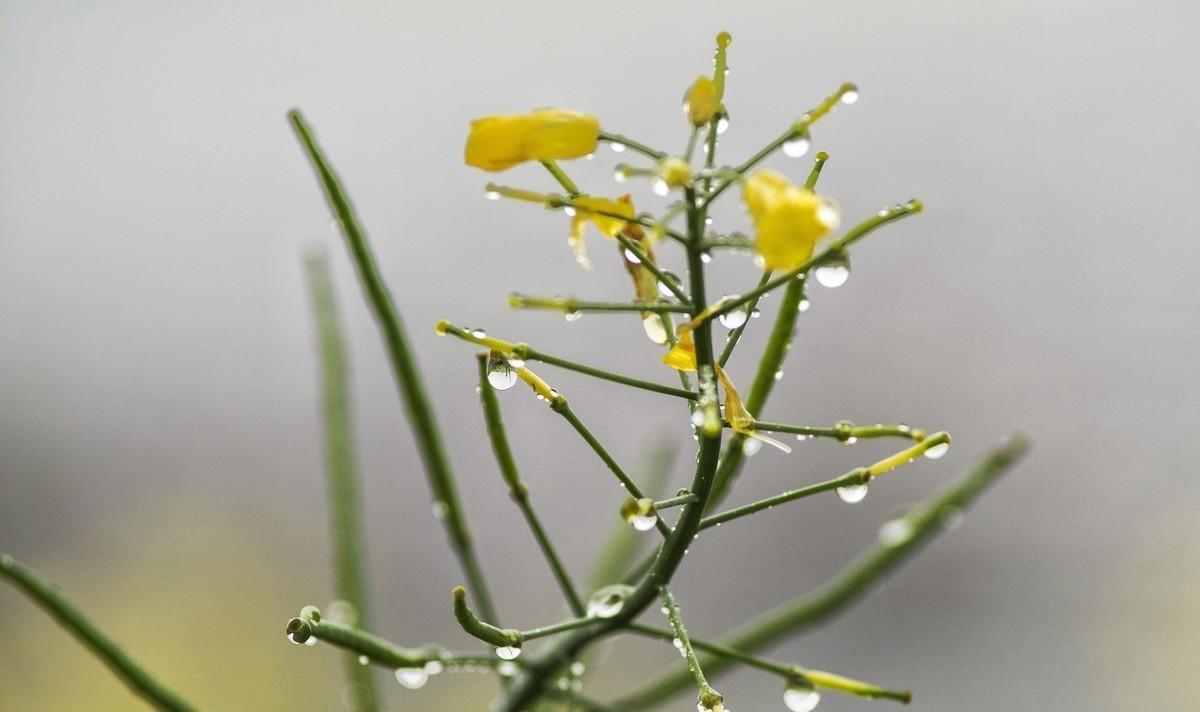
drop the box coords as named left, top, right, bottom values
left=613, top=436, right=1029, bottom=708
left=303, top=252, right=378, bottom=712
left=700, top=82, right=856, bottom=208
left=508, top=294, right=692, bottom=314
left=553, top=401, right=672, bottom=537
left=614, top=233, right=690, bottom=305
left=285, top=606, right=497, bottom=670
left=540, top=159, right=580, bottom=196
left=755, top=420, right=926, bottom=443
left=699, top=468, right=868, bottom=531
left=289, top=110, right=497, bottom=623
left=520, top=616, right=604, bottom=641
left=659, top=586, right=723, bottom=710
left=476, top=353, right=585, bottom=616
left=717, top=269, right=772, bottom=367
left=437, top=320, right=697, bottom=401
left=597, top=130, right=666, bottom=160
left=452, top=587, right=521, bottom=649
left=626, top=624, right=910, bottom=703
left=653, top=492, right=697, bottom=510
left=1, top=555, right=199, bottom=712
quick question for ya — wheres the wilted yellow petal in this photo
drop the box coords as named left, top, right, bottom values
left=566, top=195, right=634, bottom=269
left=685, top=76, right=719, bottom=126
left=569, top=211, right=593, bottom=269
left=658, top=157, right=692, bottom=189
left=714, top=364, right=791, bottom=453
left=465, top=108, right=600, bottom=172
left=662, top=327, right=697, bottom=371
left=742, top=170, right=838, bottom=271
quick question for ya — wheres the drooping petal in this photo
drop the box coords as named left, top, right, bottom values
left=662, top=327, right=697, bottom=371
left=715, top=364, right=791, bottom=453
left=742, top=170, right=838, bottom=271
left=567, top=195, right=634, bottom=269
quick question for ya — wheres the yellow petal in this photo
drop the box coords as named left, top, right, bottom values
left=658, top=157, right=691, bottom=189
left=576, top=195, right=633, bottom=239
left=685, top=76, right=719, bottom=126
left=569, top=211, right=593, bottom=269
left=742, top=170, right=837, bottom=271
left=662, top=327, right=697, bottom=371
left=465, top=109, right=599, bottom=172
left=714, top=364, right=791, bottom=453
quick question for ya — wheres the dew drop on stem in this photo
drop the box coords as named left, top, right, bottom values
left=836, top=483, right=869, bottom=504
left=783, top=684, right=821, bottom=712
left=814, top=252, right=850, bottom=288
left=395, top=667, right=429, bottom=689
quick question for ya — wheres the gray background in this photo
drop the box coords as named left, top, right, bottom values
left=2, top=1, right=1198, bottom=710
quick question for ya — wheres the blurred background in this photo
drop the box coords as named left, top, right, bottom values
left=2, top=1, right=1198, bottom=710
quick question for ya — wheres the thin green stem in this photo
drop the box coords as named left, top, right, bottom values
left=553, top=402, right=672, bottom=538
left=303, top=252, right=378, bottom=712
left=804, top=151, right=830, bottom=189
left=540, top=159, right=581, bottom=196
left=285, top=608, right=497, bottom=670
left=717, top=270, right=773, bottom=367
left=701, top=83, right=856, bottom=209
left=1, top=555, right=198, bottom=712
left=437, top=321, right=697, bottom=401
left=613, top=436, right=1029, bottom=709
left=754, top=421, right=925, bottom=442
left=508, top=294, right=692, bottom=314
left=520, top=616, right=604, bottom=641
left=289, top=110, right=497, bottom=624
left=684, top=126, right=701, bottom=163
left=452, top=587, right=521, bottom=648
left=700, top=469, right=869, bottom=530
left=653, top=492, right=697, bottom=510
left=659, top=586, right=722, bottom=710
left=614, top=233, right=690, bottom=304
left=598, top=130, right=666, bottom=160
left=476, top=354, right=585, bottom=617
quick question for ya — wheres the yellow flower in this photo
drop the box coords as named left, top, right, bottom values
left=742, top=170, right=840, bottom=271
left=569, top=195, right=635, bottom=269
left=684, top=76, right=719, bottom=126
left=465, top=108, right=600, bottom=172
left=655, top=157, right=692, bottom=193
left=714, top=365, right=791, bottom=453
left=662, top=325, right=697, bottom=371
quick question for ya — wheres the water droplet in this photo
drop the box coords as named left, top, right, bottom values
left=614, top=166, right=629, bottom=183
left=610, top=142, right=627, bottom=153
left=672, top=637, right=684, bottom=651
left=624, top=248, right=642, bottom=264
left=690, top=410, right=706, bottom=428
left=798, top=298, right=811, bottom=312
left=564, top=309, right=583, bottom=322
left=563, top=206, right=577, bottom=217
left=782, top=134, right=811, bottom=158
left=795, top=433, right=810, bottom=441
left=431, top=500, right=449, bottom=520
left=939, top=506, right=964, bottom=530
left=471, top=328, right=487, bottom=339
left=717, top=298, right=748, bottom=329
left=484, top=190, right=501, bottom=201
left=587, top=584, right=633, bottom=619
left=357, top=655, right=370, bottom=666
left=486, top=352, right=518, bottom=391
left=783, top=685, right=821, bottom=712
left=836, top=483, right=869, bottom=503
left=878, top=518, right=914, bottom=547
left=741, top=438, right=763, bottom=457
left=841, top=87, right=859, bottom=104
left=924, top=441, right=950, bottom=460
left=658, top=274, right=680, bottom=298
left=700, top=252, right=713, bottom=264
left=495, top=645, right=522, bottom=660
left=716, top=114, right=730, bottom=134
left=652, top=178, right=670, bottom=196
left=570, top=661, right=586, bottom=676
left=843, top=436, right=858, bottom=445
left=621, top=497, right=659, bottom=532
left=424, top=659, right=444, bottom=675
left=507, top=358, right=525, bottom=369
left=773, top=369, right=783, bottom=381
left=642, top=314, right=668, bottom=345
left=816, top=201, right=840, bottom=230
left=395, top=667, right=429, bottom=689
left=814, top=253, right=850, bottom=288
left=496, top=661, right=519, bottom=677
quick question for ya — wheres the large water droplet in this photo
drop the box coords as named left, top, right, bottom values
left=495, top=645, right=522, bottom=660
left=783, top=685, right=821, bottom=712
left=642, top=314, right=668, bottom=345
left=621, top=497, right=659, bottom=532
left=924, top=442, right=950, bottom=460
left=841, top=86, right=859, bottom=104
left=717, top=297, right=748, bottom=329
left=610, top=142, right=627, bottom=153
left=814, top=253, right=850, bottom=288
left=836, top=483, right=869, bottom=504
left=395, top=667, right=429, bottom=689
left=878, top=518, right=915, bottom=547
left=652, top=178, right=670, bottom=197
left=587, top=584, right=633, bottom=619
left=486, top=352, right=518, bottom=391
left=657, top=271, right=681, bottom=298
left=782, top=133, right=811, bottom=158
left=564, top=309, right=583, bottom=322
left=716, top=113, right=730, bottom=134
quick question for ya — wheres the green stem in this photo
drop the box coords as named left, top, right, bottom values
left=508, top=294, right=692, bottom=314
left=684, top=126, right=701, bottom=163
left=717, top=270, right=772, bottom=367
left=659, top=586, right=722, bottom=710
left=614, top=234, right=690, bottom=305
left=452, top=587, right=521, bottom=648
left=754, top=420, right=924, bottom=442
left=476, top=354, right=585, bottom=616
left=521, top=617, right=604, bottom=641
left=303, top=252, right=378, bottom=712
left=613, top=436, right=1029, bottom=708
left=700, top=469, right=869, bottom=530
left=597, top=130, right=666, bottom=160
left=289, top=110, right=498, bottom=624
left=653, top=492, right=697, bottom=510
left=1, top=555, right=198, bottom=712
left=519, top=346, right=698, bottom=401
left=553, top=402, right=672, bottom=538
left=285, top=609, right=496, bottom=670
left=540, top=159, right=580, bottom=196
